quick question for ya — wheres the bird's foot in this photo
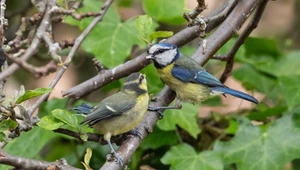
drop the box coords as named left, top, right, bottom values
left=127, top=129, right=143, bottom=140
left=148, top=106, right=164, bottom=119
left=107, top=151, right=124, bottom=167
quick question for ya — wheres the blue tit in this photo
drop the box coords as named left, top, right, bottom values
left=146, top=43, right=258, bottom=110
left=73, top=73, right=149, bottom=166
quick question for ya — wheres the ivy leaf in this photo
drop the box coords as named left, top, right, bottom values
left=279, top=75, right=300, bottom=110
left=140, top=126, right=178, bottom=150
left=3, top=127, right=55, bottom=158
left=64, top=0, right=145, bottom=67
left=15, top=88, right=52, bottom=104
left=157, top=103, right=200, bottom=138
left=161, top=143, right=223, bottom=170
left=52, top=109, right=78, bottom=128
left=39, top=98, right=68, bottom=117
left=214, top=113, right=300, bottom=170
left=0, top=120, right=18, bottom=132
left=37, top=116, right=64, bottom=130
left=142, top=0, right=186, bottom=25
left=0, top=132, right=7, bottom=142
left=149, top=31, right=173, bottom=42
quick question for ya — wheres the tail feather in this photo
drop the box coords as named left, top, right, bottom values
left=211, top=86, right=258, bottom=104
left=72, top=103, right=94, bottom=115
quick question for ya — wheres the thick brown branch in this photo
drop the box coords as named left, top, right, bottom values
left=0, top=149, right=81, bottom=170
left=219, top=0, right=269, bottom=83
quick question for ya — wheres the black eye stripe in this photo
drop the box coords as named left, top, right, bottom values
left=153, top=48, right=168, bottom=55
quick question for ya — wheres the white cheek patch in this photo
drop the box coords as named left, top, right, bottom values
left=156, top=49, right=177, bottom=66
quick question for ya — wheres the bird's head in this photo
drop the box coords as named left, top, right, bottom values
left=122, top=73, right=148, bottom=95
left=146, top=43, right=179, bottom=67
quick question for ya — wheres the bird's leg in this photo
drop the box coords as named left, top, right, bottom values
left=127, top=129, right=143, bottom=140
left=148, top=99, right=182, bottom=118
left=107, top=139, right=123, bottom=166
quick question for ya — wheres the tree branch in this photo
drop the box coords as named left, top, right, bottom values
left=0, top=2, right=52, bottom=81
left=61, top=0, right=238, bottom=99
left=0, top=149, right=81, bottom=170
left=219, top=0, right=269, bottom=83
left=27, top=0, right=115, bottom=116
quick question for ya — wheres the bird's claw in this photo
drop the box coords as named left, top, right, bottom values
left=108, top=152, right=124, bottom=167
left=128, top=129, right=143, bottom=140
left=148, top=106, right=164, bottom=119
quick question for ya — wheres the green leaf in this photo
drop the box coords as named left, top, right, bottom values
left=84, top=148, right=92, bottom=166
left=279, top=75, right=300, bottom=110
left=161, top=143, right=223, bottom=170
left=273, top=51, right=300, bottom=77
left=149, top=31, right=173, bottom=41
left=136, top=15, right=153, bottom=41
left=247, top=104, right=287, bottom=120
left=141, top=64, right=164, bottom=94
left=64, top=0, right=145, bottom=67
left=0, top=119, right=18, bottom=132
left=39, top=98, right=68, bottom=117
left=157, top=103, right=200, bottom=138
left=214, top=113, right=300, bottom=170
left=233, top=64, right=276, bottom=93
left=226, top=119, right=238, bottom=135
left=3, top=127, right=55, bottom=158
left=244, top=37, right=281, bottom=58
left=142, top=0, right=186, bottom=25
left=0, top=132, right=7, bottom=142
left=15, top=88, right=52, bottom=104
left=52, top=109, right=78, bottom=128
left=37, top=116, right=64, bottom=130
left=141, top=126, right=178, bottom=149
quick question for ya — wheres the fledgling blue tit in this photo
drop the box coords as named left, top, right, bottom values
left=146, top=43, right=258, bottom=110
left=73, top=73, right=149, bottom=166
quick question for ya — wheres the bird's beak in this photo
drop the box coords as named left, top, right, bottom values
left=146, top=54, right=154, bottom=60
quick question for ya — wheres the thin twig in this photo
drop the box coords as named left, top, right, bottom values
left=219, top=0, right=268, bottom=83
left=27, top=0, right=115, bottom=116
left=0, top=3, right=53, bottom=81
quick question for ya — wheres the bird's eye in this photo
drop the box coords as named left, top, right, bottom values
left=158, top=49, right=164, bottom=53
left=139, top=75, right=144, bottom=83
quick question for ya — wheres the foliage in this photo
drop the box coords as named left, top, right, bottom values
left=2, top=0, right=300, bottom=170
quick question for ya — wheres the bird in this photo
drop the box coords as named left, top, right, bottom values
left=146, top=43, right=258, bottom=110
left=72, top=73, right=149, bottom=166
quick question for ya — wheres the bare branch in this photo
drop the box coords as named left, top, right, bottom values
left=0, top=149, right=81, bottom=170
left=219, top=0, right=268, bottom=83
left=27, top=0, right=115, bottom=116
left=0, top=3, right=53, bottom=81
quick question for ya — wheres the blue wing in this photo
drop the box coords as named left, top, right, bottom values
left=171, top=65, right=224, bottom=87
left=171, top=65, right=258, bottom=104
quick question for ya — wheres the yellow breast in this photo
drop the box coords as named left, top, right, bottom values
left=157, top=64, right=210, bottom=103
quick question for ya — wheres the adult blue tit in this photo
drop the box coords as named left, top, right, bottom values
left=146, top=43, right=258, bottom=109
left=73, top=73, right=149, bottom=166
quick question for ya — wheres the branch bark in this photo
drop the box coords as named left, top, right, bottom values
left=0, top=149, right=81, bottom=170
